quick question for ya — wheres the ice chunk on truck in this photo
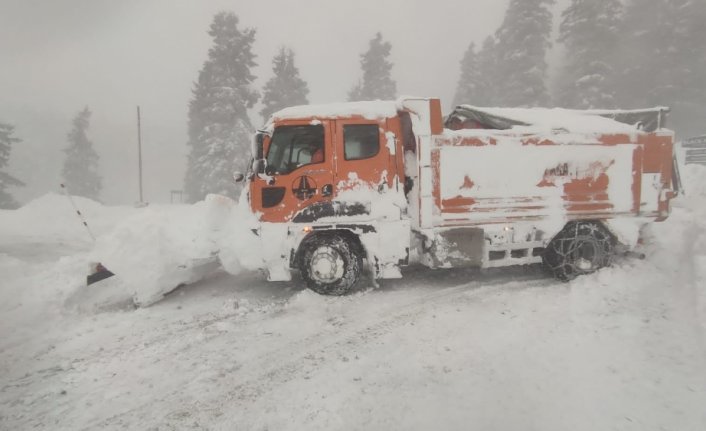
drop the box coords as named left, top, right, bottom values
left=233, top=97, right=679, bottom=295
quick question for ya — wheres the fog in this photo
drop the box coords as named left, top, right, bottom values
left=0, top=0, right=519, bottom=205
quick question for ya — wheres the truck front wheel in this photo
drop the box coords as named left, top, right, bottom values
left=299, top=234, right=363, bottom=295
left=543, top=221, right=615, bottom=281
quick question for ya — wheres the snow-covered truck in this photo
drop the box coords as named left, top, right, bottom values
left=235, top=97, right=678, bottom=295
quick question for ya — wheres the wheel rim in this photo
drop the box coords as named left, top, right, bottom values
left=567, top=237, right=600, bottom=273
left=309, top=246, right=345, bottom=284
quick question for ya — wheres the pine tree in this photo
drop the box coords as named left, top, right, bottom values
left=492, top=0, right=555, bottom=107
left=62, top=107, right=102, bottom=201
left=348, top=33, right=397, bottom=101
left=259, top=47, right=310, bottom=123
left=669, top=0, right=706, bottom=136
left=184, top=11, right=259, bottom=202
left=619, top=0, right=679, bottom=108
left=0, top=122, right=24, bottom=209
left=619, top=0, right=706, bottom=135
left=453, top=43, right=486, bottom=107
left=556, top=0, right=623, bottom=109
left=453, top=37, right=497, bottom=107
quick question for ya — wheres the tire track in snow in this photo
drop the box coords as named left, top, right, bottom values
left=88, top=272, right=550, bottom=430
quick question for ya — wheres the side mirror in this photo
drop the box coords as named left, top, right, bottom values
left=233, top=171, right=245, bottom=183
left=252, top=158, right=264, bottom=174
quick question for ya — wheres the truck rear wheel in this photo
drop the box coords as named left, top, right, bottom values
left=543, top=221, right=615, bottom=281
left=299, top=234, right=363, bottom=295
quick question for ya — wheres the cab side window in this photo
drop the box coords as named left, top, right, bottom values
left=344, top=124, right=379, bottom=160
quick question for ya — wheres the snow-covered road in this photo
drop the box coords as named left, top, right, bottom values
left=1, top=168, right=706, bottom=430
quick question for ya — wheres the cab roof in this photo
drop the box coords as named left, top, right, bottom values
left=271, top=101, right=399, bottom=122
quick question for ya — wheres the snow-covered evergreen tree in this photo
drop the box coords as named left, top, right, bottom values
left=62, top=107, right=102, bottom=201
left=348, top=33, right=396, bottom=101
left=680, top=0, right=706, bottom=99
left=556, top=0, right=623, bottom=108
left=478, top=37, right=500, bottom=106
left=666, top=0, right=706, bottom=135
left=619, top=0, right=706, bottom=135
left=259, top=47, right=309, bottom=123
left=452, top=40, right=494, bottom=107
left=619, top=0, right=679, bottom=108
left=184, top=11, right=258, bottom=202
left=0, top=122, right=24, bottom=209
left=492, top=0, right=554, bottom=107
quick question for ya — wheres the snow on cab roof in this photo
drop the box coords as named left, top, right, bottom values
left=450, top=105, right=669, bottom=134
left=272, top=100, right=399, bottom=121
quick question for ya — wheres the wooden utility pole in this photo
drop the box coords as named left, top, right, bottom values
left=137, top=106, right=144, bottom=203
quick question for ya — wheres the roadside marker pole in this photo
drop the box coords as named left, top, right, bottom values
left=59, top=183, right=96, bottom=242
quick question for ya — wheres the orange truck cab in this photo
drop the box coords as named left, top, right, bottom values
left=240, top=97, right=679, bottom=295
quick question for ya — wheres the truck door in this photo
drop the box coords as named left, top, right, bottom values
left=251, top=120, right=335, bottom=223
left=334, top=118, right=394, bottom=191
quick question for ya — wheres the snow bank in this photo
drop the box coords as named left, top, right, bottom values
left=681, top=164, right=706, bottom=201
left=0, top=191, right=267, bottom=309
left=0, top=192, right=134, bottom=242
left=679, top=165, right=706, bottom=287
left=642, top=164, right=706, bottom=327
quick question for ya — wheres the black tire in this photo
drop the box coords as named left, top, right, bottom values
left=543, top=221, right=615, bottom=281
left=299, top=234, right=363, bottom=295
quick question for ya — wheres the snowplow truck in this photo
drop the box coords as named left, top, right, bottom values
left=237, top=97, right=678, bottom=295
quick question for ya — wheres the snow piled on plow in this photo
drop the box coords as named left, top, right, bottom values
left=89, top=193, right=264, bottom=306
left=90, top=197, right=221, bottom=306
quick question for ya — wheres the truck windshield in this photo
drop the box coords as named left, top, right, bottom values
left=266, top=125, right=325, bottom=175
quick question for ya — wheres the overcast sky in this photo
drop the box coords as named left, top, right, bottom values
left=1, top=0, right=514, bottom=204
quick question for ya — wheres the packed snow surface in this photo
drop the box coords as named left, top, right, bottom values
left=1, top=167, right=706, bottom=430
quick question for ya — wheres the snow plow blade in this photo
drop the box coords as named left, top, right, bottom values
left=78, top=255, right=221, bottom=309
left=87, top=262, right=115, bottom=285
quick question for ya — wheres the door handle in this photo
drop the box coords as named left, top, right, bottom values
left=321, top=184, right=333, bottom=197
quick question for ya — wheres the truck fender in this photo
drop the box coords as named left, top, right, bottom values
left=291, top=229, right=368, bottom=270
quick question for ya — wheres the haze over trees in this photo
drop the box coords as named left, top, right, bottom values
left=453, top=43, right=482, bottom=107
left=5, top=3, right=706, bottom=208
left=61, top=107, right=102, bottom=201
left=490, top=0, right=555, bottom=107
left=184, top=11, right=259, bottom=203
left=0, top=122, right=24, bottom=209
left=618, top=0, right=706, bottom=136
left=348, top=33, right=397, bottom=102
left=449, top=0, right=705, bottom=138
left=556, top=0, right=623, bottom=109
left=259, top=47, right=310, bottom=124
